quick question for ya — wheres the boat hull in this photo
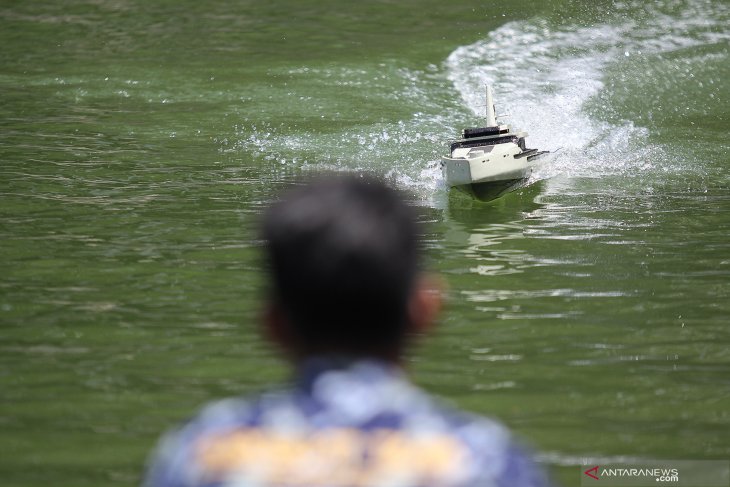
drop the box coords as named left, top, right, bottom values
left=453, top=177, right=530, bottom=201
left=441, top=142, right=545, bottom=202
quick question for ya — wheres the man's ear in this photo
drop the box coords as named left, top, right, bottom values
left=407, top=274, right=444, bottom=336
left=262, top=302, right=297, bottom=357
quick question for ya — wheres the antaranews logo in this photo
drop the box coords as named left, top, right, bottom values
left=584, top=466, right=600, bottom=480
left=582, top=466, right=679, bottom=485
left=579, top=460, right=729, bottom=487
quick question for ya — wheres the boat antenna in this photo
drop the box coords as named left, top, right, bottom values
left=485, top=85, right=497, bottom=127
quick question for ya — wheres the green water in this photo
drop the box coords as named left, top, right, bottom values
left=1, top=1, right=729, bottom=486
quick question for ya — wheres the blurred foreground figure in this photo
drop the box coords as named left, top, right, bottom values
left=144, top=175, right=549, bottom=487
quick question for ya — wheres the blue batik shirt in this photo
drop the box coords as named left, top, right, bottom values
left=144, top=358, right=549, bottom=487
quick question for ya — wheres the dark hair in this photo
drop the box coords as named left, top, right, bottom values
left=261, top=175, right=420, bottom=353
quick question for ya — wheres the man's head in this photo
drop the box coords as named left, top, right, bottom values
left=261, top=175, right=440, bottom=361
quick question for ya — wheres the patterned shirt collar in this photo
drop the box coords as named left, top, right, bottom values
left=294, top=356, right=406, bottom=394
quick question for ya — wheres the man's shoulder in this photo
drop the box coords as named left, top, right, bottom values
left=146, top=389, right=547, bottom=487
left=143, top=393, right=290, bottom=487
left=182, top=387, right=512, bottom=442
left=145, top=362, right=550, bottom=487
left=168, top=390, right=297, bottom=444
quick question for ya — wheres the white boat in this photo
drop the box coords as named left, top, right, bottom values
left=441, top=86, right=549, bottom=201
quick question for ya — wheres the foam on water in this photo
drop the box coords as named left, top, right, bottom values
left=446, top=0, right=730, bottom=184
left=233, top=0, right=728, bottom=201
left=226, top=62, right=456, bottom=203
